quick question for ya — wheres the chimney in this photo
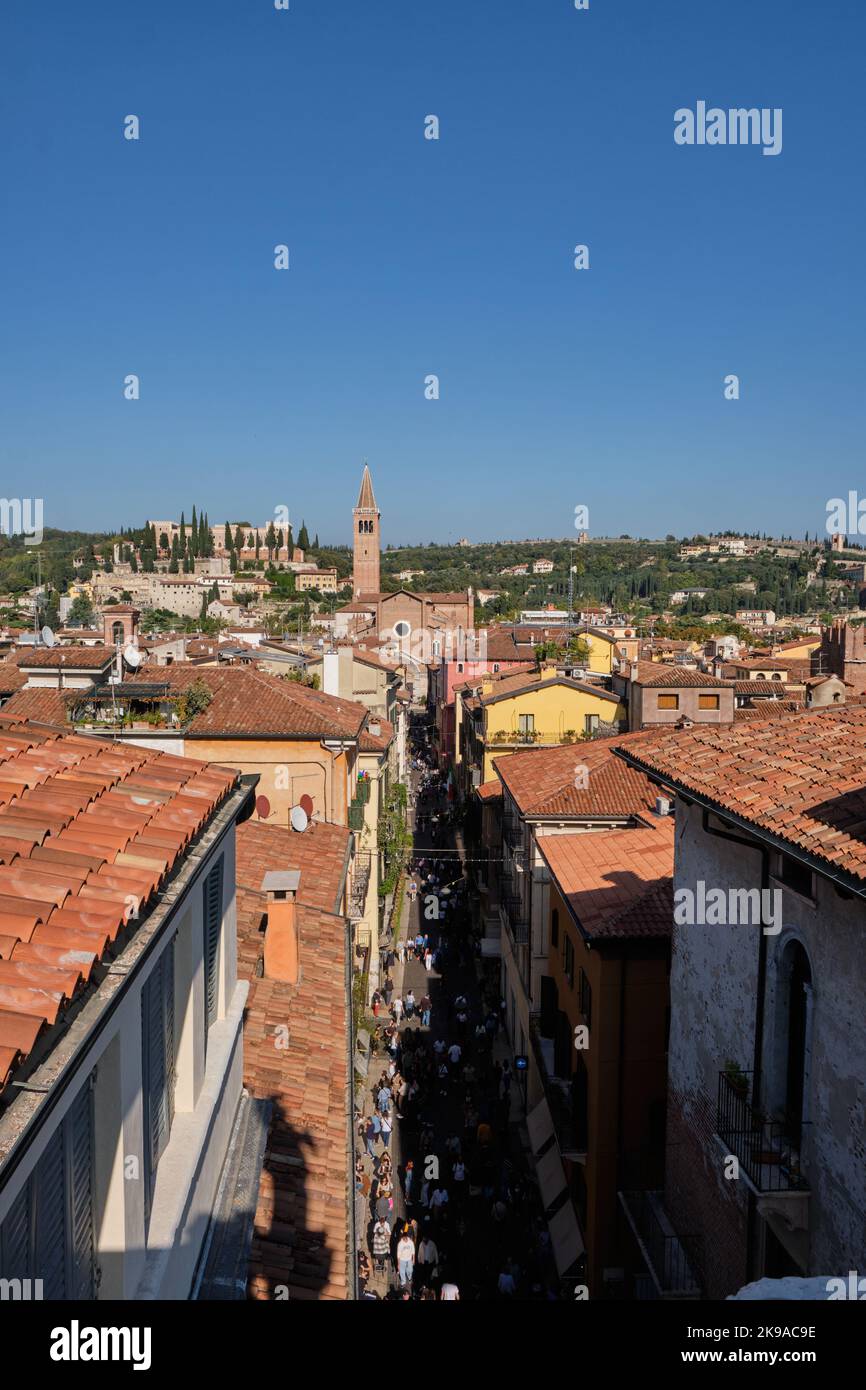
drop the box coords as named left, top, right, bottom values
left=322, top=650, right=339, bottom=696
left=629, top=661, right=639, bottom=681
left=369, top=719, right=381, bottom=737
left=261, top=870, right=301, bottom=984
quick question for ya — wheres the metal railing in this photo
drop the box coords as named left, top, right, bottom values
left=716, top=1072, right=810, bottom=1192
left=488, top=729, right=578, bottom=747
left=618, top=1188, right=702, bottom=1297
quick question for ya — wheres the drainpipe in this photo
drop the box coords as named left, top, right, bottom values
left=701, top=809, right=770, bottom=1286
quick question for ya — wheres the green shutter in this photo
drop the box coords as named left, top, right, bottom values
left=0, top=1075, right=95, bottom=1300
left=142, top=942, right=176, bottom=1226
left=34, top=1126, right=67, bottom=1297
left=203, top=857, right=224, bottom=1032
left=66, top=1079, right=95, bottom=1299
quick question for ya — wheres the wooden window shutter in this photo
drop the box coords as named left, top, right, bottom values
left=203, top=857, right=224, bottom=1033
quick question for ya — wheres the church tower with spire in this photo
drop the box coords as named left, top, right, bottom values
left=353, top=462, right=381, bottom=597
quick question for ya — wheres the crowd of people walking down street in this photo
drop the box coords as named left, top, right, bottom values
left=355, top=717, right=562, bottom=1300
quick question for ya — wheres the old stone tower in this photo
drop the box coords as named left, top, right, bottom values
left=353, top=462, right=380, bottom=597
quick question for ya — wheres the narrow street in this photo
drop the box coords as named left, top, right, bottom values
left=356, top=717, right=561, bottom=1300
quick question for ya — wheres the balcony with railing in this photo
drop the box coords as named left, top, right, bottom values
left=488, top=728, right=580, bottom=749
left=715, top=1071, right=810, bottom=1193
left=502, top=804, right=523, bottom=851
left=495, top=860, right=528, bottom=942
left=349, top=856, right=372, bottom=921
left=617, top=1188, right=703, bottom=1299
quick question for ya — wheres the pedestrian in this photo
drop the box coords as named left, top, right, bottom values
left=365, top=1114, right=381, bottom=1159
left=404, top=989, right=416, bottom=1019
left=397, top=1229, right=416, bottom=1288
left=424, top=949, right=433, bottom=972
left=430, top=1185, right=449, bottom=1223
left=498, top=1263, right=517, bottom=1297
left=500, top=1059, right=513, bottom=1102
left=397, top=939, right=406, bottom=965
left=420, top=994, right=432, bottom=1028
left=377, top=1082, right=391, bottom=1115
left=392, top=996, right=404, bottom=1023
left=381, top=1111, right=393, bottom=1149
left=403, top=1159, right=415, bottom=1203
left=372, top=1217, right=391, bottom=1274
left=383, top=975, right=394, bottom=1006
left=371, top=989, right=382, bottom=1018
left=409, top=879, right=418, bottom=902
left=440, top=1281, right=460, bottom=1300
left=417, top=1233, right=439, bottom=1286
left=447, top=1040, right=462, bottom=1074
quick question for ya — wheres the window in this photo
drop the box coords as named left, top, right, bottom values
left=698, top=694, right=720, bottom=710
left=657, top=694, right=679, bottom=710
left=518, top=713, right=535, bottom=735
left=393, top=620, right=411, bottom=639
left=0, top=1075, right=95, bottom=1299
left=563, top=934, right=575, bottom=989
left=584, top=713, right=599, bottom=735
left=142, top=942, right=176, bottom=1227
left=776, top=853, right=814, bottom=900
left=772, top=673, right=782, bottom=681
left=493, top=664, right=500, bottom=673
left=551, top=907, right=559, bottom=949
left=203, top=857, right=224, bottom=1037
left=457, top=663, right=464, bottom=673
left=578, top=968, right=592, bottom=1028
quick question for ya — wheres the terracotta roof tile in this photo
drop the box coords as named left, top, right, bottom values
left=538, top=821, right=675, bottom=938
left=0, top=718, right=241, bottom=1095
left=236, top=820, right=352, bottom=1300
left=614, top=706, right=866, bottom=885
left=494, top=734, right=663, bottom=818
left=126, top=664, right=368, bottom=740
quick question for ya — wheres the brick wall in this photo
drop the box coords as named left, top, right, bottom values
left=666, top=1084, right=750, bottom=1299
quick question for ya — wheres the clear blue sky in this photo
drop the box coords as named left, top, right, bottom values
left=1, top=0, right=863, bottom=545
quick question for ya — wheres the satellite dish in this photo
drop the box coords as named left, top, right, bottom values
left=290, top=805, right=309, bottom=833
left=256, top=794, right=271, bottom=820
left=41, top=626, right=56, bottom=648
left=124, top=643, right=142, bottom=668
left=299, top=793, right=314, bottom=818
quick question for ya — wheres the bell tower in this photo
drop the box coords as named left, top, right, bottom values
left=353, top=462, right=380, bottom=596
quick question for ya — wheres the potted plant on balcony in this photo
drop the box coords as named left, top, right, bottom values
left=724, top=1059, right=749, bottom=1097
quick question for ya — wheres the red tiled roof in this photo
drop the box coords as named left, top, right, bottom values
left=235, top=822, right=351, bottom=1300
left=1, top=688, right=75, bottom=724
left=732, top=680, right=796, bottom=695
left=15, top=646, right=114, bottom=670
left=734, top=701, right=804, bottom=722
left=358, top=717, right=394, bottom=753
left=494, top=734, right=662, bottom=818
left=628, top=662, right=726, bottom=688
left=614, top=706, right=866, bottom=885
left=0, top=719, right=239, bottom=1094
left=0, top=663, right=26, bottom=695
left=538, top=821, right=675, bottom=938
left=476, top=779, right=503, bottom=801
left=128, top=664, right=368, bottom=739
left=478, top=671, right=621, bottom=706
